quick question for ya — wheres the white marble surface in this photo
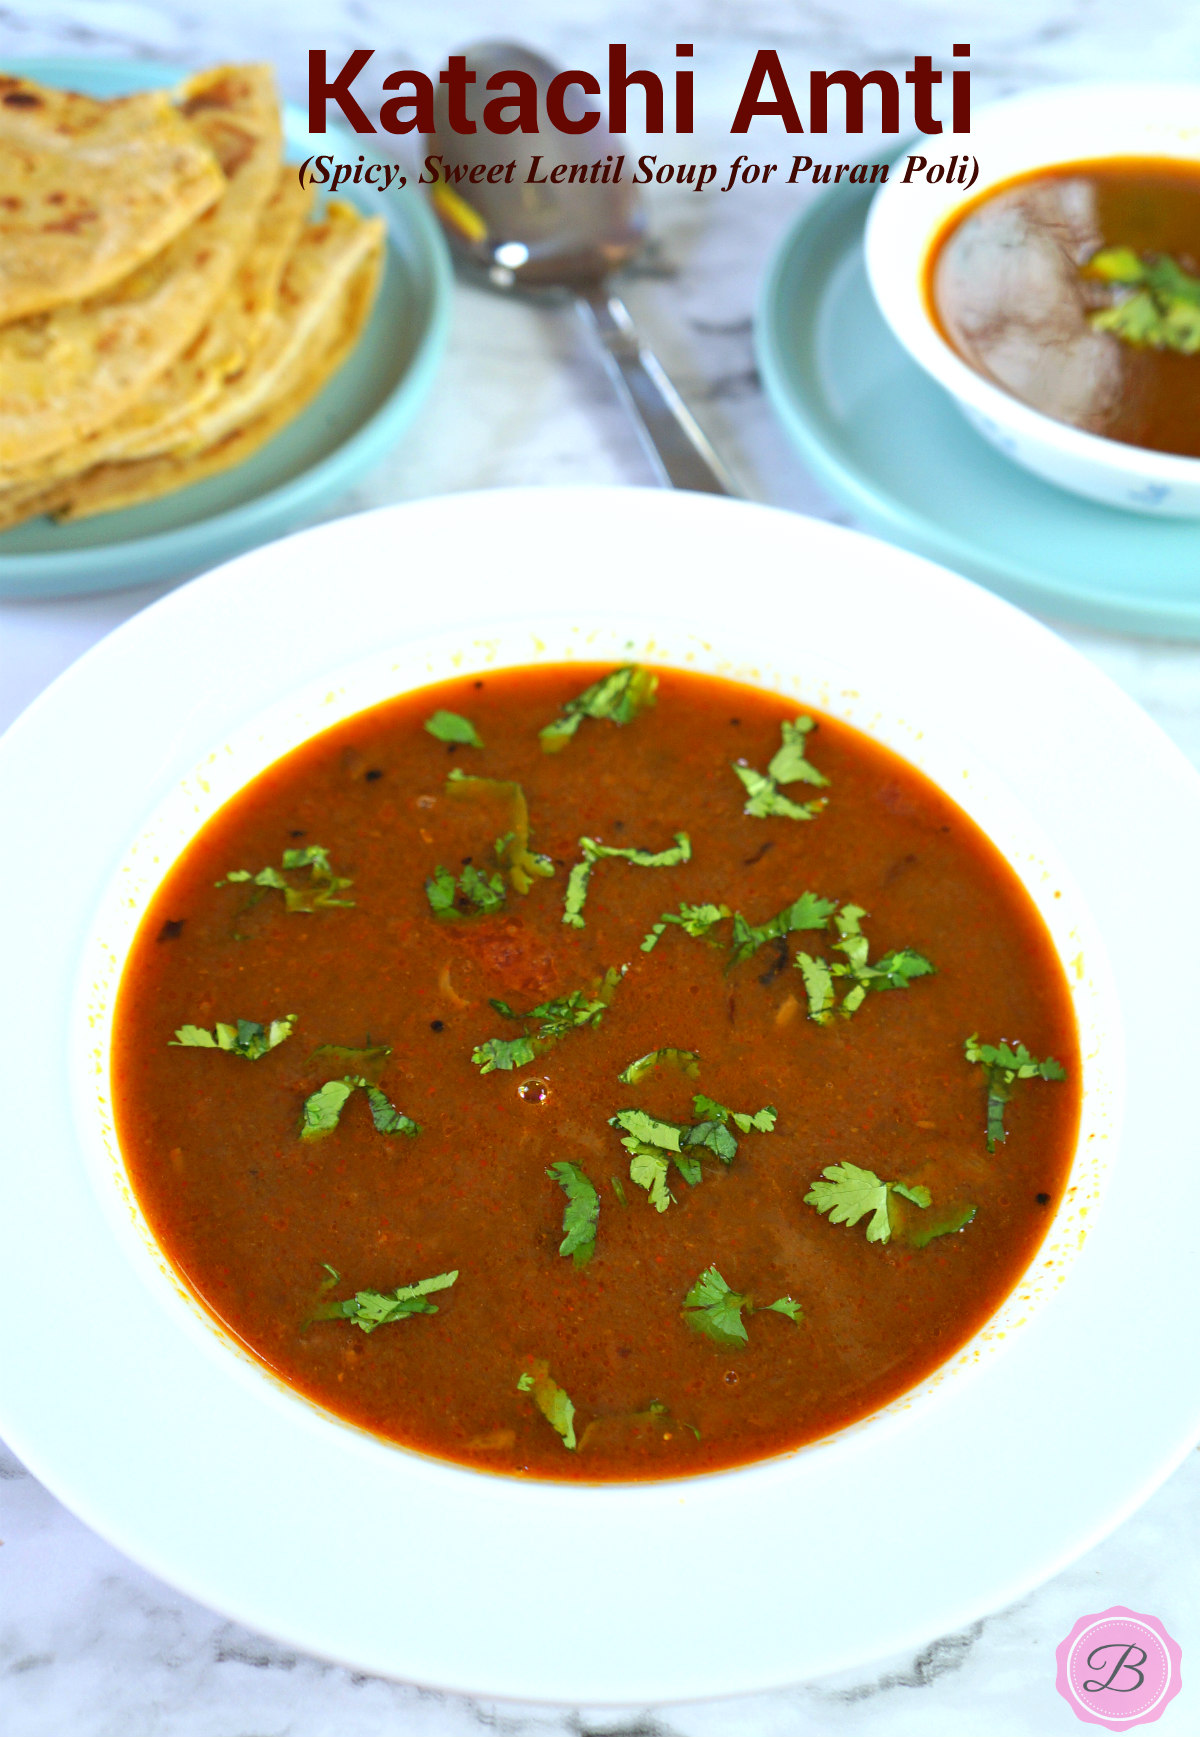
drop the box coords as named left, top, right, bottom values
left=2, top=2, right=1200, bottom=1732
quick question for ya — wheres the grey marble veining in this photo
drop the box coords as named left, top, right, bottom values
left=2, top=2, right=1199, bottom=1731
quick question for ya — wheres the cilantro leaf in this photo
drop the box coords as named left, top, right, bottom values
left=964, top=1035, right=1067, bottom=1152
left=424, top=860, right=506, bottom=920
left=424, top=864, right=458, bottom=917
left=547, top=1161, right=600, bottom=1265
left=618, top=1048, right=701, bottom=1085
left=903, top=1199, right=977, bottom=1249
left=729, top=891, right=836, bottom=969
left=471, top=1034, right=538, bottom=1074
left=767, top=716, right=830, bottom=788
left=425, top=710, right=483, bottom=748
left=444, top=771, right=554, bottom=896
left=472, top=969, right=623, bottom=1073
left=795, top=952, right=836, bottom=1023
left=581, top=832, right=692, bottom=870
left=683, top=1094, right=776, bottom=1162
left=562, top=859, right=593, bottom=929
left=733, top=763, right=825, bottom=821
left=796, top=904, right=934, bottom=1023
left=563, top=832, right=691, bottom=930
left=218, top=848, right=353, bottom=912
left=539, top=665, right=658, bottom=752
left=626, top=1141, right=675, bottom=1212
left=610, top=1108, right=683, bottom=1152
left=300, top=1077, right=356, bottom=1140
left=641, top=901, right=730, bottom=952
left=363, top=1085, right=420, bottom=1137
left=732, top=716, right=829, bottom=821
left=682, top=1265, right=750, bottom=1346
left=313, top=1268, right=457, bottom=1332
left=612, top=1094, right=775, bottom=1206
left=517, top=1360, right=577, bottom=1448
left=300, top=1075, right=421, bottom=1141
left=171, top=1013, right=296, bottom=1059
left=804, top=1161, right=931, bottom=1244
left=682, top=1265, right=803, bottom=1347
left=1086, top=245, right=1200, bottom=354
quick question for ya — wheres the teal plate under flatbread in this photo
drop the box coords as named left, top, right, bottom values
left=756, top=177, right=1200, bottom=639
left=0, top=58, right=452, bottom=600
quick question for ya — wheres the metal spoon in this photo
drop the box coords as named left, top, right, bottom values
left=428, top=41, right=737, bottom=496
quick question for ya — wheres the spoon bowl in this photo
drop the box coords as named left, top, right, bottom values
left=428, top=41, right=736, bottom=494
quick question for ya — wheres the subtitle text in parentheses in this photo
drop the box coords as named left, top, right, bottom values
left=296, top=154, right=408, bottom=191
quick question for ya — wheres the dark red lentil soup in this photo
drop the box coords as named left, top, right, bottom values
left=112, top=663, right=1080, bottom=1481
left=927, top=159, right=1200, bottom=457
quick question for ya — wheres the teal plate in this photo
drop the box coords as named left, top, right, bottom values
left=0, top=58, right=452, bottom=600
left=756, top=178, right=1200, bottom=639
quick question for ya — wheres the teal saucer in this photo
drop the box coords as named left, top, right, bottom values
left=756, top=179, right=1200, bottom=639
left=0, top=59, right=452, bottom=601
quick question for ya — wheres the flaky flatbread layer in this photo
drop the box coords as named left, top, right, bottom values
left=0, top=74, right=225, bottom=323
left=0, top=224, right=385, bottom=528
left=0, top=64, right=281, bottom=467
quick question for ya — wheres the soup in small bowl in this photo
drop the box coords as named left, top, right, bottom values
left=865, top=83, right=1200, bottom=514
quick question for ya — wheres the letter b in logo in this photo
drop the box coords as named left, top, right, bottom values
left=1057, top=1609, right=1181, bottom=1729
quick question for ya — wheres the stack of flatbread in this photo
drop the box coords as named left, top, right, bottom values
left=0, top=64, right=386, bottom=529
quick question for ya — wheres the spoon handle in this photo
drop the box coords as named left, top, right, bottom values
left=578, top=289, right=739, bottom=496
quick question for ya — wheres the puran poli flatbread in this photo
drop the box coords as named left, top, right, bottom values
left=0, top=168, right=311, bottom=487
left=110, top=172, right=313, bottom=461
left=4, top=226, right=385, bottom=527
left=0, top=74, right=224, bottom=323
left=0, top=64, right=281, bottom=468
left=165, top=202, right=385, bottom=457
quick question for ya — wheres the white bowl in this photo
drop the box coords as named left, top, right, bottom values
left=865, top=83, right=1200, bottom=516
left=2, top=489, right=1200, bottom=1700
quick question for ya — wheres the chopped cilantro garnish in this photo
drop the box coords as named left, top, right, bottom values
left=964, top=1035, right=1067, bottom=1152
left=443, top=770, right=554, bottom=896
left=218, top=847, right=353, bottom=912
left=618, top=1048, right=701, bottom=1085
left=611, top=1093, right=775, bottom=1210
left=768, top=716, right=830, bottom=788
left=517, top=1360, right=577, bottom=1448
left=626, top=1142, right=675, bottom=1211
left=728, top=891, right=836, bottom=969
left=472, top=1035, right=538, bottom=1074
left=796, top=904, right=934, bottom=1023
left=1085, top=245, right=1200, bottom=354
left=300, top=1077, right=355, bottom=1139
left=472, top=968, right=624, bottom=1073
left=905, top=1199, right=978, bottom=1248
left=312, top=1267, right=457, bottom=1332
left=308, top=1042, right=391, bottom=1085
left=171, top=1013, right=296, bottom=1059
left=424, top=861, right=506, bottom=920
left=641, top=901, right=730, bottom=952
left=563, top=832, right=691, bottom=929
left=424, top=710, right=483, bottom=748
left=804, top=1161, right=931, bottom=1244
left=547, top=1161, right=600, bottom=1265
left=539, top=665, right=658, bottom=752
left=364, top=1085, right=420, bottom=1136
left=682, top=1265, right=802, bottom=1347
left=732, top=716, right=829, bottom=821
left=300, top=1075, right=420, bottom=1141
